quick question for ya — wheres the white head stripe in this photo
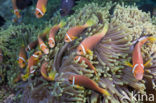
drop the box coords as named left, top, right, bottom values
left=77, top=56, right=81, bottom=62
left=66, top=33, right=72, bottom=42
left=30, top=66, right=35, bottom=74
left=80, top=44, right=86, bottom=55
left=132, top=64, right=138, bottom=73
left=141, top=64, right=144, bottom=69
left=28, top=45, right=31, bottom=51
left=66, top=0, right=68, bottom=2
left=40, top=43, right=45, bottom=48
left=14, top=9, right=19, bottom=13
left=36, top=8, right=44, bottom=16
left=19, top=57, right=26, bottom=63
left=33, top=54, right=38, bottom=58
left=72, top=76, right=75, bottom=86
left=138, top=36, right=146, bottom=42
left=49, top=38, right=55, bottom=43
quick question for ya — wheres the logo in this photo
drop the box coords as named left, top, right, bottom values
left=121, top=91, right=155, bottom=102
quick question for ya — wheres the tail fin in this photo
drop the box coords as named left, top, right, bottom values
left=147, top=36, right=156, bottom=43
left=42, top=5, right=46, bottom=14
left=21, top=73, right=29, bottom=81
left=43, top=26, right=51, bottom=34
left=101, top=23, right=109, bottom=36
left=85, top=19, right=96, bottom=27
left=48, top=71, right=57, bottom=81
left=100, top=88, right=111, bottom=96
left=59, top=21, right=66, bottom=28
left=40, top=27, right=51, bottom=38
left=41, top=71, right=49, bottom=80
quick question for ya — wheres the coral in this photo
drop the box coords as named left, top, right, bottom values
left=0, top=1, right=156, bottom=103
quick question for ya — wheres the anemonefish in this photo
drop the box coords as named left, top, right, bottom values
left=27, top=51, right=42, bottom=73
left=0, top=49, right=3, bottom=63
left=35, top=0, right=48, bottom=18
left=18, top=45, right=27, bottom=68
left=25, top=27, right=50, bottom=52
left=12, top=0, right=21, bottom=18
left=22, top=51, right=42, bottom=81
left=40, top=61, right=57, bottom=81
left=64, top=19, right=95, bottom=42
left=74, top=56, right=97, bottom=75
left=68, top=75, right=110, bottom=96
left=48, top=21, right=66, bottom=48
left=77, top=24, right=109, bottom=56
left=38, top=36, right=49, bottom=54
left=125, top=36, right=156, bottom=80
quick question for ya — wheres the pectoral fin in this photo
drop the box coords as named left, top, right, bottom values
left=42, top=5, right=46, bottom=14
left=87, top=49, right=93, bottom=56
left=144, top=59, right=152, bottom=67
left=73, top=85, right=84, bottom=90
left=124, top=61, right=133, bottom=68
left=72, top=36, right=78, bottom=40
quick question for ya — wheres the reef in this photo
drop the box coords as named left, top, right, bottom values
left=0, top=1, right=156, bottom=103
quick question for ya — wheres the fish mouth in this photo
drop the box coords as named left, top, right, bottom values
left=64, top=39, right=69, bottom=43
left=44, top=49, right=49, bottom=55
left=35, top=8, right=44, bottom=18
left=49, top=44, right=54, bottom=48
left=135, top=73, right=143, bottom=80
left=77, top=51, right=81, bottom=55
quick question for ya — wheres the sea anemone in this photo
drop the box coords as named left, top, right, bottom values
left=0, top=1, right=156, bottom=103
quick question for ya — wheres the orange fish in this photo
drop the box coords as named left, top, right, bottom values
left=77, top=24, right=108, bottom=56
left=35, top=0, right=48, bottom=18
left=74, top=56, right=97, bottom=75
left=12, top=0, right=21, bottom=18
left=68, top=75, right=110, bottom=96
left=18, top=46, right=27, bottom=68
left=64, top=19, right=95, bottom=42
left=0, top=49, right=3, bottom=63
left=125, top=36, right=156, bottom=80
left=27, top=51, right=42, bottom=74
left=25, top=27, right=50, bottom=51
left=38, top=36, right=49, bottom=54
left=48, top=21, right=66, bottom=48
left=40, top=61, right=57, bottom=81
left=22, top=51, right=42, bottom=81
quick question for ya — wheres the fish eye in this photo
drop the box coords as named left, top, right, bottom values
left=74, top=58, right=77, bottom=61
left=79, top=49, right=82, bottom=52
left=69, top=78, right=72, bottom=82
left=37, top=12, right=41, bottom=16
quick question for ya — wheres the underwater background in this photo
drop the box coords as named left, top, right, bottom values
left=0, top=0, right=156, bottom=103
